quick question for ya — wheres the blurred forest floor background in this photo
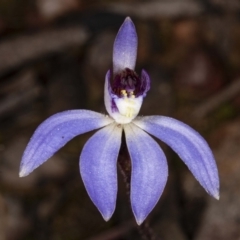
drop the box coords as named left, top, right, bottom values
left=1, top=0, right=240, bottom=239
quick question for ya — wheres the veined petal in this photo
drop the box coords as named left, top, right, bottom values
left=80, top=123, right=122, bottom=221
left=124, top=123, right=168, bottom=225
left=113, top=17, right=138, bottom=74
left=134, top=116, right=219, bottom=199
left=20, top=110, right=113, bottom=177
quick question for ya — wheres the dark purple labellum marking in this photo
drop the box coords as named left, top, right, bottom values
left=112, top=68, right=148, bottom=97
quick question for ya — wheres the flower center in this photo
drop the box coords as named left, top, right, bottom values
left=112, top=68, right=141, bottom=98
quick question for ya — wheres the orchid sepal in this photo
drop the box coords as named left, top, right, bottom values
left=80, top=123, right=122, bottom=221
left=124, top=123, right=168, bottom=225
left=20, top=110, right=113, bottom=177
left=133, top=116, right=220, bottom=200
left=113, top=17, right=138, bottom=74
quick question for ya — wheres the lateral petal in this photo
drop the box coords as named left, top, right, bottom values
left=124, top=123, right=168, bottom=225
left=80, top=123, right=122, bottom=221
left=20, top=110, right=113, bottom=177
left=113, top=17, right=138, bottom=74
left=134, top=116, right=219, bottom=199
left=104, top=70, right=115, bottom=117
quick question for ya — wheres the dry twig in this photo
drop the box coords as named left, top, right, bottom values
left=0, top=26, right=89, bottom=76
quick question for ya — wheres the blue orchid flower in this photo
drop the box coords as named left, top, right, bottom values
left=19, top=17, right=219, bottom=225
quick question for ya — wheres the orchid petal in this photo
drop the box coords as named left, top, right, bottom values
left=80, top=123, right=122, bottom=221
left=20, top=110, right=113, bottom=177
left=141, top=69, right=151, bottom=96
left=104, top=70, right=114, bottom=117
left=113, top=17, right=138, bottom=74
left=124, top=123, right=168, bottom=225
left=134, top=116, right=219, bottom=199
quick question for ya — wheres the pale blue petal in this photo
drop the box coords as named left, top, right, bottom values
left=113, top=17, right=138, bottom=74
left=104, top=70, right=115, bottom=117
left=80, top=123, right=122, bottom=221
left=20, top=110, right=113, bottom=177
left=134, top=116, right=219, bottom=199
left=124, top=123, right=168, bottom=225
left=141, top=69, right=151, bottom=96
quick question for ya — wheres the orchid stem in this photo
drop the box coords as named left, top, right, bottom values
left=118, top=135, right=156, bottom=240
